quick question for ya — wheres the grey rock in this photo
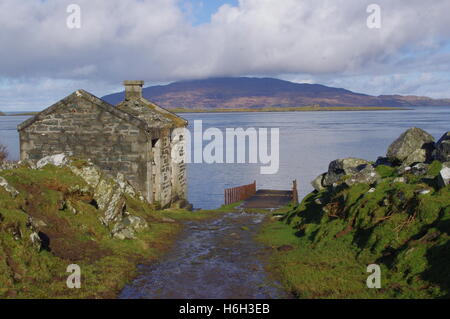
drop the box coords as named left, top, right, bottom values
left=403, top=148, right=428, bottom=166
left=0, top=161, right=20, bottom=171
left=18, top=159, right=37, bottom=170
left=386, top=127, right=435, bottom=164
left=170, top=199, right=190, bottom=209
left=397, top=165, right=412, bottom=175
left=344, top=165, right=380, bottom=187
left=29, top=232, right=42, bottom=251
left=323, top=158, right=370, bottom=186
left=435, top=131, right=450, bottom=162
left=36, top=153, right=70, bottom=169
left=410, top=163, right=429, bottom=176
left=0, top=176, right=19, bottom=197
left=65, top=200, right=77, bottom=215
left=375, top=156, right=393, bottom=167
left=311, top=173, right=326, bottom=191
left=393, top=177, right=406, bottom=183
left=112, top=215, right=149, bottom=240
left=437, top=167, right=450, bottom=188
left=160, top=216, right=177, bottom=223
left=69, top=160, right=141, bottom=225
left=112, top=227, right=136, bottom=240
left=27, top=216, right=47, bottom=229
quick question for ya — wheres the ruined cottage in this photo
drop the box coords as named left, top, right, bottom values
left=17, top=81, right=188, bottom=208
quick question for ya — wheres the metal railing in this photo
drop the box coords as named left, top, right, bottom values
left=224, top=181, right=257, bottom=205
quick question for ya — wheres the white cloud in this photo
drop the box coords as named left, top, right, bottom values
left=0, top=0, right=450, bottom=110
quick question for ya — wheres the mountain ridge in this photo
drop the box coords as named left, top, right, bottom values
left=102, top=77, right=450, bottom=109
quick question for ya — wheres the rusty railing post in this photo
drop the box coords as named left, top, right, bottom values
left=292, top=179, right=299, bottom=205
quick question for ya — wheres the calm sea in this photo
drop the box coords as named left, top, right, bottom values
left=1, top=106, right=449, bottom=209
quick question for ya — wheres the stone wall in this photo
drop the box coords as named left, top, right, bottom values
left=19, top=94, right=151, bottom=199
left=154, top=132, right=172, bottom=207
left=150, top=129, right=187, bottom=208
left=170, top=128, right=187, bottom=201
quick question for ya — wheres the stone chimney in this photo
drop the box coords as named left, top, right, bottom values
left=124, top=80, right=144, bottom=100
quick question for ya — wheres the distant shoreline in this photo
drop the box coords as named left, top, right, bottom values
left=1, top=112, right=38, bottom=116
left=168, top=106, right=412, bottom=113
left=0, top=106, right=415, bottom=116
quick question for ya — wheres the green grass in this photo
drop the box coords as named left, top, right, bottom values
left=257, top=173, right=450, bottom=299
left=258, top=222, right=383, bottom=298
left=0, top=165, right=213, bottom=298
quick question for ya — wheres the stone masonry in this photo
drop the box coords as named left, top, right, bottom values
left=18, top=81, right=188, bottom=208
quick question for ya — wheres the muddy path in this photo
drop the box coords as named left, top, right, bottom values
left=119, top=212, right=289, bottom=299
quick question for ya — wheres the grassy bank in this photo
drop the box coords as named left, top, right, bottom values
left=170, top=106, right=408, bottom=113
left=257, top=162, right=450, bottom=299
left=0, top=164, right=216, bottom=298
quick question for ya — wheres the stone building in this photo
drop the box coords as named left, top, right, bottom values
left=18, top=81, right=188, bottom=207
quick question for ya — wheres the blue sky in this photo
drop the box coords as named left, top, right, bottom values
left=180, top=0, right=239, bottom=25
left=0, top=0, right=450, bottom=111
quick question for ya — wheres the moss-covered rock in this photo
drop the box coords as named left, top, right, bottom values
left=0, top=159, right=194, bottom=298
left=277, top=140, right=450, bottom=298
left=386, top=127, right=435, bottom=164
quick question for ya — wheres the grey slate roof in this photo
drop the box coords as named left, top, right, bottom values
left=17, top=90, right=170, bottom=132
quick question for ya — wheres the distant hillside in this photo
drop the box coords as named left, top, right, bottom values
left=102, top=77, right=450, bottom=109
left=0, top=111, right=5, bottom=116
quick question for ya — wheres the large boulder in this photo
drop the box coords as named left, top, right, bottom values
left=435, top=132, right=450, bottom=162
left=68, top=159, right=143, bottom=225
left=344, top=165, right=380, bottom=187
left=403, top=148, right=428, bottom=167
left=69, top=161, right=126, bottom=224
left=386, top=128, right=435, bottom=164
left=323, top=158, right=370, bottom=186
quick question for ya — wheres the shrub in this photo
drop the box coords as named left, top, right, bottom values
left=0, top=144, right=8, bottom=163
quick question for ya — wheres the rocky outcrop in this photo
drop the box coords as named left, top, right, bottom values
left=323, top=158, right=370, bottom=186
left=0, top=161, right=20, bottom=171
left=36, top=154, right=70, bottom=169
left=311, top=128, right=450, bottom=192
left=0, top=176, right=19, bottom=197
left=386, top=127, right=435, bottom=164
left=312, top=158, right=373, bottom=190
left=111, top=216, right=149, bottom=240
left=435, top=132, right=450, bottom=162
left=14, top=153, right=150, bottom=240
left=67, top=158, right=144, bottom=227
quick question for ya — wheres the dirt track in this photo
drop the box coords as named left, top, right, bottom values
left=119, top=212, right=288, bottom=299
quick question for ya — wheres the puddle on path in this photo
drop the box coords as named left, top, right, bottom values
left=119, top=212, right=289, bottom=299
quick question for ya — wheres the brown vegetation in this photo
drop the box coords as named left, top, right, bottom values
left=0, top=144, right=8, bottom=163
